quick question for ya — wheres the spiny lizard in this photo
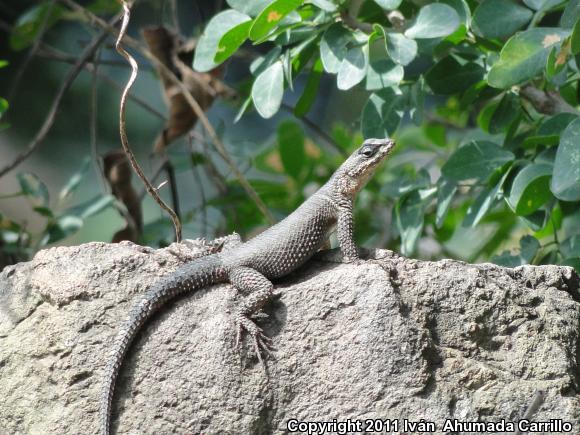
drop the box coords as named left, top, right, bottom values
left=100, top=137, right=396, bottom=434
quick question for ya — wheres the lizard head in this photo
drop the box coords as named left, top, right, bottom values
left=333, top=138, right=396, bottom=197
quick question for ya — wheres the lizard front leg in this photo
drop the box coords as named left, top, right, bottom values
left=337, top=198, right=361, bottom=262
left=228, top=266, right=275, bottom=363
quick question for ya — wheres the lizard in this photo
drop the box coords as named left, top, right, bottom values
left=100, top=137, right=396, bottom=435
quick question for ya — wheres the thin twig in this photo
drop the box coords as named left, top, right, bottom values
left=59, top=0, right=274, bottom=224
left=519, top=85, right=580, bottom=115
left=90, top=67, right=166, bottom=119
left=90, top=48, right=108, bottom=193
left=0, top=18, right=117, bottom=179
left=33, top=36, right=166, bottom=119
left=169, top=0, right=180, bottom=34
left=116, top=1, right=182, bottom=242
left=341, top=0, right=373, bottom=33
left=43, top=44, right=166, bottom=119
left=281, top=103, right=347, bottom=157
left=188, top=134, right=208, bottom=236
left=37, top=46, right=133, bottom=68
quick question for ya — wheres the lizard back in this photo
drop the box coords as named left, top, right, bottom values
left=225, top=191, right=337, bottom=278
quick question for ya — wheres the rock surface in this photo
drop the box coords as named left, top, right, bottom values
left=1, top=239, right=579, bottom=434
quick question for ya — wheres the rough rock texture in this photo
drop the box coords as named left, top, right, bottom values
left=1, top=240, right=579, bottom=434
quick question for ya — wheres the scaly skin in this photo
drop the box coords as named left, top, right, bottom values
left=100, top=138, right=396, bottom=434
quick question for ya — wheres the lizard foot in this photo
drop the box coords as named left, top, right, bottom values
left=235, top=316, right=276, bottom=365
left=343, top=256, right=365, bottom=265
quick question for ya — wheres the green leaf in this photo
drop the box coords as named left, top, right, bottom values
left=215, top=20, right=252, bottom=64
left=277, top=121, right=305, bottom=180
left=562, top=257, right=580, bottom=273
left=33, top=206, right=53, bottom=218
left=227, top=0, right=271, bottom=16
left=250, top=46, right=282, bottom=76
left=17, top=172, right=49, bottom=207
left=0, top=60, right=8, bottom=69
left=361, top=89, right=404, bottom=139
left=193, top=10, right=251, bottom=72
left=310, top=0, right=337, bottom=12
left=395, top=188, right=437, bottom=255
left=442, top=141, right=515, bottom=181
left=0, top=98, right=8, bottom=116
left=65, top=194, right=115, bottom=219
left=561, top=0, right=580, bottom=28
left=521, top=209, right=548, bottom=231
left=472, top=0, right=532, bottom=39
left=385, top=33, right=417, bottom=66
left=508, top=163, right=552, bottom=216
left=404, top=4, right=460, bottom=39
left=572, top=19, right=580, bottom=55
left=425, top=56, right=485, bottom=95
left=489, top=92, right=520, bottom=134
left=487, top=28, right=570, bottom=89
left=234, top=96, right=252, bottom=123
left=373, top=0, right=402, bottom=11
left=320, top=24, right=353, bottom=74
left=441, top=0, right=471, bottom=27
left=561, top=235, right=580, bottom=258
left=87, top=0, right=121, bottom=14
left=436, top=177, right=457, bottom=228
left=410, top=78, right=425, bottom=125
left=337, top=44, right=368, bottom=90
left=365, top=56, right=403, bottom=91
left=59, top=157, right=90, bottom=200
left=523, top=0, right=561, bottom=11
left=542, top=113, right=578, bottom=135
left=551, top=118, right=580, bottom=201
left=464, top=167, right=511, bottom=227
left=295, top=58, right=323, bottom=116
left=249, top=0, right=304, bottom=41
left=10, top=2, right=65, bottom=51
left=492, top=235, right=540, bottom=266
left=290, top=34, right=318, bottom=75
left=43, top=216, right=83, bottom=245
left=546, top=46, right=567, bottom=79
left=275, top=26, right=316, bottom=46
left=382, top=167, right=431, bottom=199
left=520, top=235, right=540, bottom=263
left=252, top=61, right=284, bottom=118
left=523, top=113, right=578, bottom=147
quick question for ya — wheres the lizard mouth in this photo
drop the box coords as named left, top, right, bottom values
left=371, top=138, right=396, bottom=158
left=362, top=137, right=396, bottom=168
left=343, top=138, right=396, bottom=191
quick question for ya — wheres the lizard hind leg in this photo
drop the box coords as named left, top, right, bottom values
left=228, top=266, right=276, bottom=364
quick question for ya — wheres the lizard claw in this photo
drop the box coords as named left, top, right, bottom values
left=252, top=311, right=269, bottom=320
left=235, top=316, right=275, bottom=365
left=343, top=256, right=365, bottom=265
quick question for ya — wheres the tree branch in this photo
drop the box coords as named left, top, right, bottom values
left=340, top=0, right=373, bottom=34
left=0, top=17, right=117, bottom=179
left=519, top=85, right=579, bottom=115
left=58, top=0, right=274, bottom=224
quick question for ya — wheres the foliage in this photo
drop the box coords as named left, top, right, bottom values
left=191, top=0, right=580, bottom=268
left=1, top=0, right=580, bottom=273
left=1, top=160, right=116, bottom=263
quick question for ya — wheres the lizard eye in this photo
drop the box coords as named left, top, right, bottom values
left=359, top=145, right=376, bottom=158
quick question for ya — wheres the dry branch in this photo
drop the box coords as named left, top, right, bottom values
left=0, top=18, right=117, bottom=179
left=58, top=0, right=274, bottom=224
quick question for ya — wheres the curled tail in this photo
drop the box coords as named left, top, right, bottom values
left=100, top=254, right=226, bottom=435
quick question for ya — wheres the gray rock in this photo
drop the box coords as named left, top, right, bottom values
left=0, top=240, right=579, bottom=434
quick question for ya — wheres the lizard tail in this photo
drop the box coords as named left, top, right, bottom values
left=99, top=254, right=226, bottom=435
